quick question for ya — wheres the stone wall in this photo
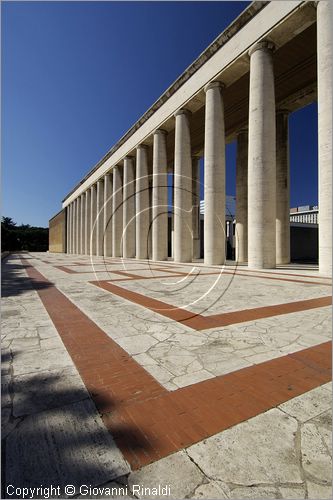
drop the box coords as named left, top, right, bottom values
left=49, top=209, right=66, bottom=253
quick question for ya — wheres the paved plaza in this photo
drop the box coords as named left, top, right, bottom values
left=1, top=252, right=332, bottom=499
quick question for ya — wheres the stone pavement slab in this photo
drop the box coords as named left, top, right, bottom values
left=1, top=253, right=331, bottom=499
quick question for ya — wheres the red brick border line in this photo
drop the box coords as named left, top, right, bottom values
left=54, top=264, right=192, bottom=278
left=20, top=257, right=332, bottom=470
left=54, top=262, right=331, bottom=286
left=90, top=280, right=332, bottom=331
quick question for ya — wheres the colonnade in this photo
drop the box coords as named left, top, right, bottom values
left=66, top=3, right=332, bottom=274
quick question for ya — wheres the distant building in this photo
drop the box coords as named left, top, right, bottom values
left=200, top=199, right=318, bottom=225
left=200, top=196, right=236, bottom=219
left=290, top=205, right=318, bottom=224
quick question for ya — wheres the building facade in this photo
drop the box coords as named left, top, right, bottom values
left=290, top=205, right=319, bottom=224
left=50, top=1, right=332, bottom=275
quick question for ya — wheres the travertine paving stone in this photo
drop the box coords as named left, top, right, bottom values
left=1, top=254, right=331, bottom=499
left=301, top=411, right=332, bottom=482
left=187, top=409, right=303, bottom=485
left=278, top=384, right=331, bottom=422
left=5, top=399, right=129, bottom=496
left=127, top=452, right=204, bottom=499
left=2, top=255, right=131, bottom=498
left=25, top=252, right=331, bottom=390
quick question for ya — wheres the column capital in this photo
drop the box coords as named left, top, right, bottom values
left=136, top=143, right=149, bottom=150
left=174, top=108, right=191, bottom=118
left=97, top=177, right=104, bottom=184
left=154, top=128, right=168, bottom=136
left=123, top=156, right=134, bottom=167
left=204, top=81, right=225, bottom=93
left=248, top=40, right=275, bottom=57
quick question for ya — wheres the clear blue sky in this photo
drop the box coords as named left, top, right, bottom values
left=2, top=1, right=318, bottom=228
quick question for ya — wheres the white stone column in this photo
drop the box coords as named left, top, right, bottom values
left=103, top=173, right=113, bottom=257
left=85, top=189, right=91, bottom=255
left=80, top=194, right=85, bottom=255
left=67, top=204, right=70, bottom=254
left=148, top=178, right=153, bottom=259
left=123, top=157, right=135, bottom=258
left=90, top=184, right=97, bottom=255
left=152, top=129, right=168, bottom=261
left=70, top=202, right=75, bottom=254
left=235, top=129, right=248, bottom=263
left=112, top=166, right=123, bottom=257
left=136, top=145, right=150, bottom=259
left=192, top=156, right=201, bottom=259
left=66, top=205, right=70, bottom=254
left=276, top=110, right=290, bottom=265
left=77, top=196, right=81, bottom=255
left=67, top=203, right=70, bottom=253
left=174, top=109, right=193, bottom=263
left=204, top=82, right=226, bottom=265
left=73, top=200, right=78, bottom=254
left=171, top=172, right=174, bottom=259
left=317, top=0, right=332, bottom=275
left=248, top=42, right=276, bottom=269
left=72, top=200, right=76, bottom=253
left=96, top=179, right=104, bottom=256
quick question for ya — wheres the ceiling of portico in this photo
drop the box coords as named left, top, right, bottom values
left=160, top=20, right=317, bottom=168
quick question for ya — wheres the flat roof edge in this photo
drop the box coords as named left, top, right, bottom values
left=49, top=208, right=66, bottom=223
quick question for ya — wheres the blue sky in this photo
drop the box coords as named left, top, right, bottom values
left=2, top=1, right=318, bottom=227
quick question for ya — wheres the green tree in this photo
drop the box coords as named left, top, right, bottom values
left=1, top=217, right=16, bottom=229
left=1, top=217, right=48, bottom=252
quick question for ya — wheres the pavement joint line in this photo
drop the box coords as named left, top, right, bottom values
left=19, top=256, right=332, bottom=470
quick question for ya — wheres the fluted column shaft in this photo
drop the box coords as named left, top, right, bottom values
left=192, top=157, right=200, bottom=259
left=72, top=200, right=76, bottom=253
left=123, top=157, right=135, bottom=258
left=174, top=109, right=193, bottom=263
left=204, top=82, right=226, bottom=265
left=85, top=190, right=91, bottom=255
left=103, top=174, right=113, bottom=257
left=317, top=0, right=332, bottom=275
left=235, top=129, right=248, bottom=263
left=96, top=179, right=104, bottom=256
left=152, top=130, right=168, bottom=261
left=136, top=145, right=150, bottom=259
left=66, top=205, right=70, bottom=254
left=75, top=202, right=78, bottom=254
left=248, top=42, right=276, bottom=269
left=80, top=194, right=85, bottom=254
left=71, top=202, right=75, bottom=254
left=90, top=184, right=97, bottom=255
left=67, top=204, right=70, bottom=254
left=276, top=111, right=290, bottom=265
left=112, top=166, right=123, bottom=257
left=76, top=197, right=81, bottom=255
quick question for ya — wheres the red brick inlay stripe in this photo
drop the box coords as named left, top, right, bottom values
left=21, top=257, right=332, bottom=470
left=91, top=280, right=332, bottom=331
left=54, top=262, right=331, bottom=286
